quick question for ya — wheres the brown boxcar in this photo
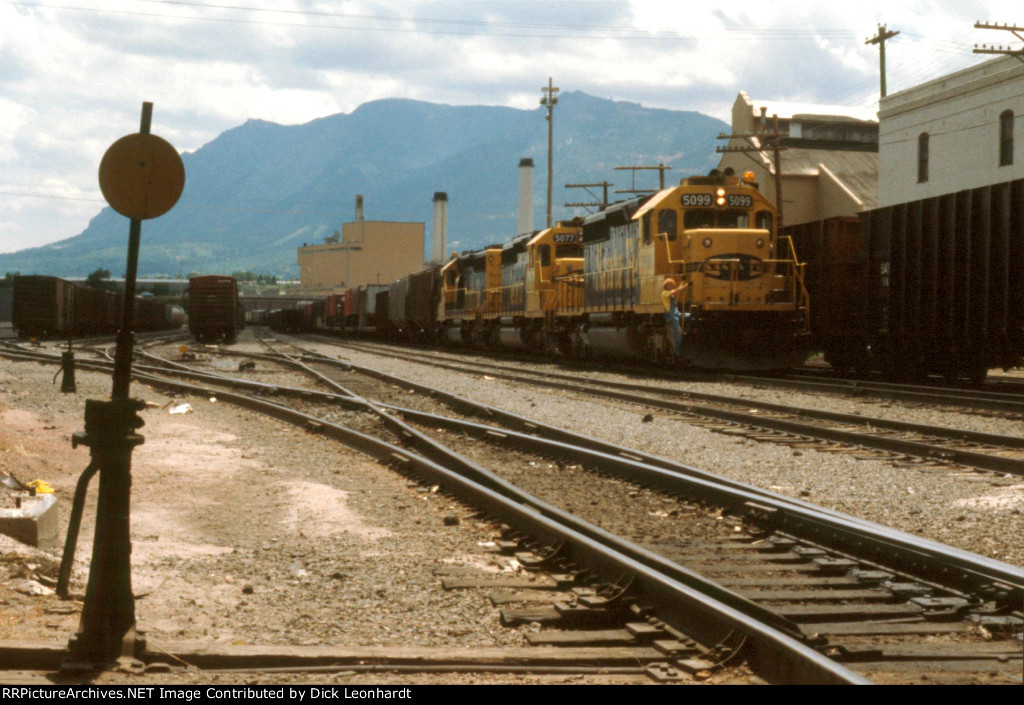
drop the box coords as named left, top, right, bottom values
left=404, top=266, right=442, bottom=341
left=188, top=275, right=241, bottom=343
left=11, top=276, right=73, bottom=337
left=13, top=275, right=182, bottom=338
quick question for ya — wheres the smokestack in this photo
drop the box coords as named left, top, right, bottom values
left=518, top=158, right=534, bottom=235
left=432, top=192, right=448, bottom=265
left=355, top=194, right=364, bottom=221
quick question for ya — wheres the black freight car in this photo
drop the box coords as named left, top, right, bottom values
left=13, top=275, right=184, bottom=338
left=11, top=275, right=74, bottom=338
left=786, top=178, right=1024, bottom=383
left=188, top=275, right=243, bottom=343
left=267, top=308, right=304, bottom=333
left=386, top=266, right=441, bottom=342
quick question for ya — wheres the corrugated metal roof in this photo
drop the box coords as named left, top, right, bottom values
left=782, top=148, right=878, bottom=209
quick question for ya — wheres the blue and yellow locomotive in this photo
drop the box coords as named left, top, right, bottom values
left=431, top=170, right=810, bottom=370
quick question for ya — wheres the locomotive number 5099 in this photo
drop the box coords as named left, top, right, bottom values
left=681, top=193, right=712, bottom=207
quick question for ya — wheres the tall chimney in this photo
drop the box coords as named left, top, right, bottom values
left=518, top=158, right=534, bottom=235
left=355, top=194, right=364, bottom=221
left=432, top=192, right=448, bottom=265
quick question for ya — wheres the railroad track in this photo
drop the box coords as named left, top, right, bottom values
left=769, top=367, right=1024, bottom=415
left=290, top=337, right=1024, bottom=479
left=282, top=333, right=1024, bottom=417
left=3, top=339, right=1021, bottom=683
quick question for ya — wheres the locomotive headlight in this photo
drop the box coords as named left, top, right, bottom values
left=702, top=237, right=713, bottom=248
left=756, top=238, right=765, bottom=249
left=715, top=187, right=726, bottom=206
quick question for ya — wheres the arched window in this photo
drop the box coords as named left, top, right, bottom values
left=917, top=133, right=929, bottom=183
left=1000, top=110, right=1014, bottom=166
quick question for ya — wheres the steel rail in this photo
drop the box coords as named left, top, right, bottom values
left=120, top=370, right=871, bottom=685
left=313, top=342, right=1024, bottom=476
left=323, top=337, right=1024, bottom=415
left=275, top=351, right=1023, bottom=599
left=379, top=403, right=1024, bottom=597
left=4, top=345, right=1024, bottom=599
left=3, top=342, right=1021, bottom=592
left=722, top=372, right=1024, bottom=415
left=0, top=343, right=871, bottom=683
left=205, top=345, right=1022, bottom=603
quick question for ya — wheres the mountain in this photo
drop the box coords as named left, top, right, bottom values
left=1, top=92, right=728, bottom=278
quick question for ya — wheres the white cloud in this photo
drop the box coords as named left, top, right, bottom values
left=0, top=0, right=1015, bottom=253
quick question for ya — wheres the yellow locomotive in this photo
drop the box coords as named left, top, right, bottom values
left=436, top=169, right=810, bottom=370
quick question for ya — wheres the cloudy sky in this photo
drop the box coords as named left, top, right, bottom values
left=0, top=0, right=1019, bottom=255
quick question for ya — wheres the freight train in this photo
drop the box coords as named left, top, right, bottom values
left=272, top=169, right=813, bottom=371
left=785, top=177, right=1024, bottom=384
left=187, top=275, right=245, bottom=343
left=11, top=275, right=184, bottom=338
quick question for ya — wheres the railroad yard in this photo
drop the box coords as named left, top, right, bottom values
left=1, top=327, right=1022, bottom=685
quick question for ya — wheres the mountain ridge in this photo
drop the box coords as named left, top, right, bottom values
left=1, top=92, right=728, bottom=278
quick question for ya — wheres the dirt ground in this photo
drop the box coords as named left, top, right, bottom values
left=1, top=357, right=687, bottom=685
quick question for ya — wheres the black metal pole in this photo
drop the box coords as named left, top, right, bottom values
left=65, top=101, right=152, bottom=669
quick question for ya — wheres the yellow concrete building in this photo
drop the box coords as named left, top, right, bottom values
left=297, top=219, right=424, bottom=297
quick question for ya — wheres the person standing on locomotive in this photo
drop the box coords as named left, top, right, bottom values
left=661, top=278, right=689, bottom=357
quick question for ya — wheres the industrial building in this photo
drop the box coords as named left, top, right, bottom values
left=717, top=91, right=879, bottom=228
left=296, top=196, right=425, bottom=297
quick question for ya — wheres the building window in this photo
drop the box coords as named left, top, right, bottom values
left=1000, top=110, right=1014, bottom=166
left=917, top=133, right=929, bottom=183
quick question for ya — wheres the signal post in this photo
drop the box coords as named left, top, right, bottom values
left=61, top=102, right=185, bottom=669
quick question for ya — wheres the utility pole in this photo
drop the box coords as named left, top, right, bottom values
left=613, top=163, right=673, bottom=195
left=973, top=22, right=1024, bottom=64
left=540, top=78, right=559, bottom=227
left=865, top=24, right=900, bottom=98
left=565, top=181, right=613, bottom=213
left=716, top=110, right=788, bottom=228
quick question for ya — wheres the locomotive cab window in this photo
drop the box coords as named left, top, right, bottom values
left=684, top=210, right=714, bottom=229
left=717, top=210, right=750, bottom=229
left=755, top=210, right=773, bottom=233
left=539, top=244, right=551, bottom=267
left=685, top=209, right=749, bottom=229
left=657, top=209, right=678, bottom=240
left=555, top=244, right=581, bottom=258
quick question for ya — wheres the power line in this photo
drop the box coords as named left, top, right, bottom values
left=2, top=1, right=877, bottom=42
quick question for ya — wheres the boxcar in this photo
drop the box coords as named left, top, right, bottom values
left=11, top=276, right=74, bottom=338
left=188, top=275, right=242, bottom=343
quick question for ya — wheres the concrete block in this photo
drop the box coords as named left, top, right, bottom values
left=0, top=493, right=59, bottom=548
